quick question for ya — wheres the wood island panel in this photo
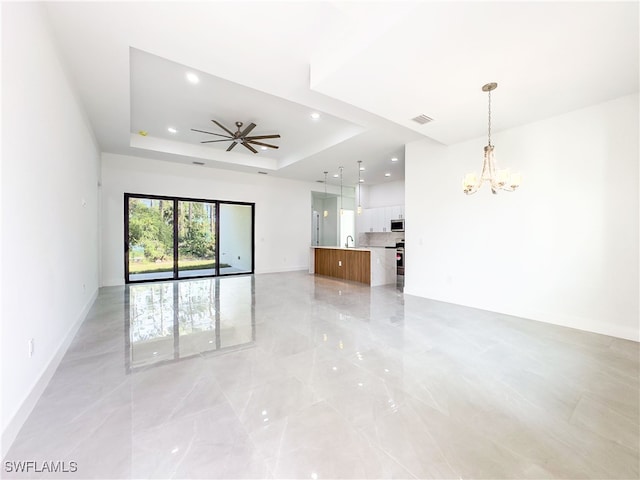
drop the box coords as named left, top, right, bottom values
left=314, top=248, right=333, bottom=277
left=347, top=249, right=371, bottom=284
left=314, top=248, right=371, bottom=285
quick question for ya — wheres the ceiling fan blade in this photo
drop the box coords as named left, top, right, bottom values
left=245, top=134, right=281, bottom=140
left=226, top=142, right=238, bottom=152
left=191, top=128, right=232, bottom=139
left=201, top=139, right=234, bottom=143
left=239, top=122, right=257, bottom=137
left=242, top=142, right=258, bottom=154
left=212, top=120, right=235, bottom=136
left=246, top=140, right=279, bottom=149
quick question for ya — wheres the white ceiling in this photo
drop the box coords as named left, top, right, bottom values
left=44, top=1, right=638, bottom=186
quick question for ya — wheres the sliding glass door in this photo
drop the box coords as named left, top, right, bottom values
left=219, top=203, right=254, bottom=275
left=125, top=194, right=254, bottom=283
left=178, top=200, right=216, bottom=278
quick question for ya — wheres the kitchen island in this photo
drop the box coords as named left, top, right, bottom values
left=309, top=246, right=396, bottom=286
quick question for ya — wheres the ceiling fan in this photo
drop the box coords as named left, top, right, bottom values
left=191, top=120, right=280, bottom=154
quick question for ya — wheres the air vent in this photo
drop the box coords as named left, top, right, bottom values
left=316, top=180, right=325, bottom=183
left=192, top=161, right=205, bottom=166
left=411, top=114, right=433, bottom=125
left=258, top=171, right=268, bottom=175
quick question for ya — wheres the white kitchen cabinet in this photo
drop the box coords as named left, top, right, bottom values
left=357, top=205, right=405, bottom=233
left=374, top=208, right=387, bottom=232
left=387, top=205, right=404, bottom=220
left=357, top=208, right=374, bottom=233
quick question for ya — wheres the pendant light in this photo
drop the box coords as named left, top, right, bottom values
left=357, top=161, right=363, bottom=215
left=339, top=166, right=344, bottom=216
left=463, top=82, right=521, bottom=195
left=323, top=171, right=329, bottom=218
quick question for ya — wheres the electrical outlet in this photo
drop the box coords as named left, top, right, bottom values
left=338, top=260, right=342, bottom=267
left=28, top=338, right=34, bottom=358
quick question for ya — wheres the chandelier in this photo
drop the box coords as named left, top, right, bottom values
left=463, top=82, right=521, bottom=195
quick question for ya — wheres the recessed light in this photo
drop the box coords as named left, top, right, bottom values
left=167, top=127, right=177, bottom=134
left=384, top=173, right=391, bottom=177
left=391, top=157, right=398, bottom=162
left=333, top=174, right=339, bottom=178
left=185, top=72, right=199, bottom=84
left=310, top=112, right=320, bottom=119
left=359, top=179, right=365, bottom=183
left=359, top=166, right=365, bottom=171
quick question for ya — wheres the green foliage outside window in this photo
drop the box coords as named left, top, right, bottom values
left=128, top=199, right=216, bottom=264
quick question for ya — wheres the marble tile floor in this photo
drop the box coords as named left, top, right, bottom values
left=3, top=271, right=639, bottom=479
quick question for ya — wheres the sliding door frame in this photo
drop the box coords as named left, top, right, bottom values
left=124, top=193, right=255, bottom=284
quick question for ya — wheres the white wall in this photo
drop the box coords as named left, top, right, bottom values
left=364, top=180, right=405, bottom=208
left=101, top=153, right=318, bottom=285
left=405, top=94, right=639, bottom=341
left=1, top=3, right=101, bottom=454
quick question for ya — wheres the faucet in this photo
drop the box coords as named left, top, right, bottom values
left=345, top=235, right=354, bottom=248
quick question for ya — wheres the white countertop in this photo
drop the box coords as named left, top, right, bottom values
left=310, top=245, right=394, bottom=251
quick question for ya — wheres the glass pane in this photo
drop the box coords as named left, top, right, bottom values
left=219, top=203, right=253, bottom=275
left=311, top=191, right=339, bottom=246
left=128, top=197, right=174, bottom=282
left=178, top=201, right=217, bottom=278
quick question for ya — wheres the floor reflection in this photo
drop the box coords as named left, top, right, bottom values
left=125, top=275, right=255, bottom=372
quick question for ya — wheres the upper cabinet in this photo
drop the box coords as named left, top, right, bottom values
left=386, top=205, right=405, bottom=220
left=357, top=205, right=405, bottom=233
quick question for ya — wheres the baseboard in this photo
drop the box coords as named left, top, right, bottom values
left=403, top=291, right=639, bottom=343
left=523, top=309, right=640, bottom=343
left=101, top=276, right=123, bottom=287
left=256, top=266, right=307, bottom=274
left=1, top=288, right=98, bottom=458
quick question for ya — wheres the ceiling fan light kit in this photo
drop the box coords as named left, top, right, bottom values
left=192, top=120, right=280, bottom=154
left=463, top=82, right=521, bottom=195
